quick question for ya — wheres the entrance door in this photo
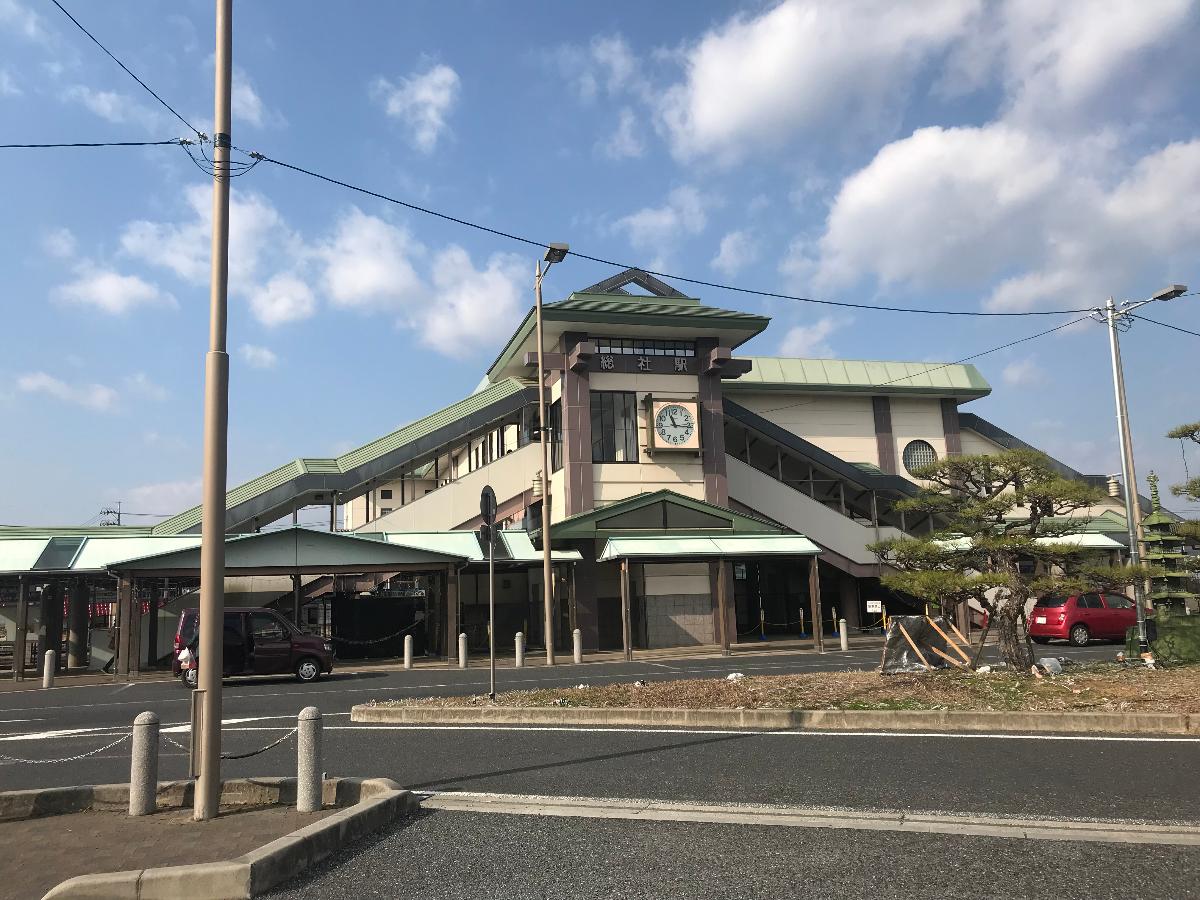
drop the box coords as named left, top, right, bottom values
left=248, top=611, right=290, bottom=674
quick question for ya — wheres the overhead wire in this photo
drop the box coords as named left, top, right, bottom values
left=49, top=0, right=204, bottom=140
left=1128, top=312, right=1200, bottom=340
left=0, top=139, right=188, bottom=149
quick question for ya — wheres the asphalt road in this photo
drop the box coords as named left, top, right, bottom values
left=267, top=810, right=1200, bottom=900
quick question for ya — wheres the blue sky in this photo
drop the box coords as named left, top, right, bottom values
left=1, top=0, right=1198, bottom=526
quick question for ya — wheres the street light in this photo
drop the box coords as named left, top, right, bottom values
left=534, top=243, right=568, bottom=666
left=1099, top=283, right=1188, bottom=654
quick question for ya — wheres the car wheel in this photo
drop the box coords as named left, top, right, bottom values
left=295, top=658, right=320, bottom=683
left=1031, top=637, right=1049, bottom=644
left=1068, top=624, right=1090, bottom=647
left=181, top=668, right=198, bottom=690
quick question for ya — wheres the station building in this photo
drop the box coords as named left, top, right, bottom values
left=0, top=269, right=1138, bottom=673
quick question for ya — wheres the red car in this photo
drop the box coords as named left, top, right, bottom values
left=1028, top=593, right=1136, bottom=646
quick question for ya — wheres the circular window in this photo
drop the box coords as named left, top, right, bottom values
left=902, top=439, right=938, bottom=474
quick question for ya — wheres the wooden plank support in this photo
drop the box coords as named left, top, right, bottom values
left=925, top=616, right=971, bottom=664
left=896, top=622, right=930, bottom=669
left=927, top=645, right=967, bottom=669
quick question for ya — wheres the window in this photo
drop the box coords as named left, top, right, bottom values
left=1079, top=593, right=1103, bottom=609
left=250, top=612, right=286, bottom=642
left=591, top=391, right=639, bottom=462
left=380, top=507, right=393, bottom=515
left=379, top=489, right=392, bottom=500
left=1036, top=596, right=1068, bottom=608
left=902, top=439, right=938, bottom=475
left=594, top=337, right=695, bottom=357
left=1104, top=594, right=1134, bottom=609
left=549, top=399, right=563, bottom=472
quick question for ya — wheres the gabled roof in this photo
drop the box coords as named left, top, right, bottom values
left=725, top=357, right=991, bottom=399
left=550, top=489, right=783, bottom=540
left=152, top=378, right=535, bottom=535
left=599, top=534, right=820, bottom=560
left=487, top=270, right=770, bottom=380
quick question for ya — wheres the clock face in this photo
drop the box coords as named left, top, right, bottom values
left=654, top=403, right=696, bottom=446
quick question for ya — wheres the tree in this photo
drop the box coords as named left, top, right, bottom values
left=1167, top=423, right=1200, bottom=542
left=871, top=450, right=1148, bottom=671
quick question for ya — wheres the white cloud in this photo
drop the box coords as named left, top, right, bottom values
left=123, top=372, right=168, bottom=401
left=568, top=34, right=641, bottom=101
left=232, top=67, right=271, bottom=128
left=777, top=316, right=844, bottom=358
left=42, top=227, right=76, bottom=259
left=657, top=0, right=979, bottom=164
left=601, top=107, right=644, bottom=160
left=55, top=265, right=174, bottom=315
left=422, top=248, right=525, bottom=356
left=249, top=274, right=315, bottom=327
left=1001, top=357, right=1042, bottom=386
left=0, top=68, right=19, bottom=95
left=318, top=208, right=424, bottom=312
left=238, top=343, right=279, bottom=369
left=121, top=185, right=290, bottom=292
left=62, top=85, right=158, bottom=130
left=16, top=372, right=118, bottom=411
left=711, top=230, right=759, bottom=276
left=0, top=0, right=43, bottom=40
left=613, top=186, right=710, bottom=252
left=373, top=64, right=460, bottom=153
left=119, top=478, right=202, bottom=513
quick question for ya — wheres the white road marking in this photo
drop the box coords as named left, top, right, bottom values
left=0, top=712, right=350, bottom=741
left=419, top=790, right=1200, bottom=845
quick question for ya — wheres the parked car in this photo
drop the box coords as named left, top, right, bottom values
left=1028, top=593, right=1137, bottom=646
left=172, top=607, right=333, bottom=688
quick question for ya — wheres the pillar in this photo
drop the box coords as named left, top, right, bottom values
left=292, top=574, right=302, bottom=626
left=445, top=566, right=459, bottom=660
left=68, top=578, right=89, bottom=669
left=619, top=558, right=632, bottom=662
left=13, top=575, right=28, bottom=680
left=808, top=558, right=824, bottom=652
left=712, top=560, right=734, bottom=653
left=838, top=573, right=860, bottom=631
left=571, top=553, right=599, bottom=651
left=38, top=581, right=62, bottom=674
left=116, top=574, right=133, bottom=677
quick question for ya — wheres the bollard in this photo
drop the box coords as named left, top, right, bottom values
left=403, top=634, right=413, bottom=670
left=42, top=649, right=55, bottom=688
left=839, top=619, right=849, bottom=652
left=297, top=707, right=322, bottom=813
left=514, top=632, right=525, bottom=668
left=129, top=711, right=160, bottom=816
left=458, top=632, right=468, bottom=669
left=573, top=629, right=582, bottom=665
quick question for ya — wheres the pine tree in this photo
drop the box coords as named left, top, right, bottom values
left=1166, top=422, right=1200, bottom=543
left=871, top=450, right=1148, bottom=671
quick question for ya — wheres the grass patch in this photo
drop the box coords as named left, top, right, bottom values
left=374, top=662, right=1200, bottom=714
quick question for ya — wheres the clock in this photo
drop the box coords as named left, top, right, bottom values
left=651, top=400, right=700, bottom=451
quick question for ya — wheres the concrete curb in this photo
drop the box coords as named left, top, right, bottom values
left=350, top=703, right=1198, bottom=735
left=4, top=777, right=416, bottom=899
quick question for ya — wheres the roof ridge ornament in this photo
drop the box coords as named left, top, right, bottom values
left=579, top=268, right=689, bottom=299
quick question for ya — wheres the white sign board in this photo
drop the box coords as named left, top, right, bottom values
left=866, top=600, right=883, bottom=614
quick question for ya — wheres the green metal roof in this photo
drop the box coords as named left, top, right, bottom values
left=152, top=378, right=530, bottom=535
left=550, top=489, right=782, bottom=540
left=725, top=357, right=991, bottom=399
left=486, top=292, right=771, bottom=380
left=0, top=535, right=201, bottom=574
left=599, top=534, right=820, bottom=560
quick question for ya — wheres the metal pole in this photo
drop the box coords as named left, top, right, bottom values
left=488, top=530, right=496, bottom=701
left=195, top=0, right=233, bottom=822
left=535, top=261, right=555, bottom=665
left=1106, top=297, right=1149, bottom=653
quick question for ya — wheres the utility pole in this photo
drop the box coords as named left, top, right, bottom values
left=534, top=244, right=568, bottom=666
left=1100, top=285, right=1187, bottom=655
left=195, top=0, right=233, bottom=822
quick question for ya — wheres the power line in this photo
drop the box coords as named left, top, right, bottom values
left=1129, top=312, right=1200, bottom=339
left=758, top=314, right=1095, bottom=415
left=250, top=152, right=1097, bottom=319
left=0, top=139, right=188, bottom=149
left=49, top=0, right=204, bottom=139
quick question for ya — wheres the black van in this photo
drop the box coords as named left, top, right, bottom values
left=172, top=607, right=334, bottom=688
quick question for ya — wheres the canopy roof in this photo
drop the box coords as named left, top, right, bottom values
left=550, top=489, right=782, bottom=540
left=725, top=357, right=991, bottom=399
left=600, top=534, right=820, bottom=561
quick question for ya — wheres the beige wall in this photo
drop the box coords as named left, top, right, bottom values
left=643, top=562, right=710, bottom=596
left=890, top=398, right=948, bottom=473
left=959, top=428, right=1007, bottom=456
left=732, top=392, right=879, bottom=466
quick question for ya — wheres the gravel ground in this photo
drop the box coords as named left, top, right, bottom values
left=269, top=809, right=1200, bottom=900
left=377, top=662, right=1200, bottom=713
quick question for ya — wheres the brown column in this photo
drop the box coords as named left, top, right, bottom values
left=696, top=339, right=729, bottom=506
left=292, top=574, right=302, bottom=626
left=872, top=396, right=897, bottom=475
left=619, top=558, right=633, bottom=662
left=68, top=578, right=89, bottom=669
left=808, top=557, right=824, bottom=653
left=445, top=566, right=459, bottom=660
left=129, top=577, right=141, bottom=677
left=941, top=398, right=963, bottom=456
left=712, top=560, right=733, bottom=654
left=13, top=575, right=28, bottom=680
left=560, top=332, right=594, bottom=517
left=39, top=581, right=63, bottom=674
left=572, top=552, right=600, bottom=651
left=116, top=574, right=133, bottom=677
